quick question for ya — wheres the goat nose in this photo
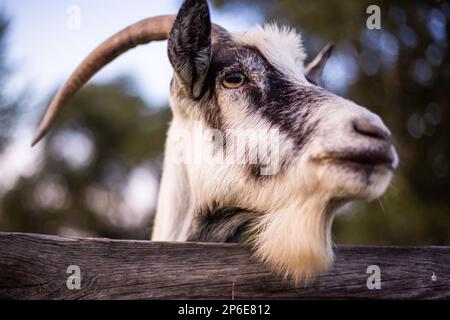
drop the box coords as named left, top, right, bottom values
left=352, top=118, right=391, bottom=142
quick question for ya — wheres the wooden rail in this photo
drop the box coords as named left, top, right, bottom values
left=0, top=232, right=449, bottom=299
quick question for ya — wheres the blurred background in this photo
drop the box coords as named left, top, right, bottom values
left=0, top=0, right=448, bottom=244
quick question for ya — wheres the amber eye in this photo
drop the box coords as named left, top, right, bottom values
left=223, top=73, right=245, bottom=89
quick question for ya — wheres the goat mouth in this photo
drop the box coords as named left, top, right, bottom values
left=312, top=150, right=395, bottom=170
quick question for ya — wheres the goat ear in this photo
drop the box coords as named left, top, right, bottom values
left=168, top=0, right=212, bottom=98
left=305, top=43, right=334, bottom=85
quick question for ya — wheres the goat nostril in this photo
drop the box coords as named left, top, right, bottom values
left=352, top=118, right=391, bottom=142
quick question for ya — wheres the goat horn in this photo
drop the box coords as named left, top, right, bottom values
left=31, top=15, right=175, bottom=146
left=31, top=15, right=227, bottom=147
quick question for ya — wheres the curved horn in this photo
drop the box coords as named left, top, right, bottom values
left=33, top=15, right=229, bottom=147
left=32, top=14, right=227, bottom=146
left=32, top=15, right=177, bottom=146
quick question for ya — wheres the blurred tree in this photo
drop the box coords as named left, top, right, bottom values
left=0, top=79, right=171, bottom=239
left=0, top=14, right=19, bottom=151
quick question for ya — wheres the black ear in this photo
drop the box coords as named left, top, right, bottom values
left=305, top=43, right=334, bottom=85
left=168, top=0, right=212, bottom=98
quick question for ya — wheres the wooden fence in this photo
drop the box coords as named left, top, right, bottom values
left=0, top=232, right=449, bottom=299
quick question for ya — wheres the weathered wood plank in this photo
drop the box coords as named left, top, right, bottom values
left=0, top=232, right=449, bottom=299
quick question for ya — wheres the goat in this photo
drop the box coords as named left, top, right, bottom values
left=32, top=0, right=398, bottom=281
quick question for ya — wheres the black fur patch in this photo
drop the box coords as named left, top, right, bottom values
left=198, top=41, right=238, bottom=131
left=248, top=56, right=327, bottom=151
left=187, top=203, right=257, bottom=243
left=199, top=45, right=328, bottom=141
left=194, top=44, right=329, bottom=179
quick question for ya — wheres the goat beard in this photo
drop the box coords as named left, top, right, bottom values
left=250, top=196, right=338, bottom=284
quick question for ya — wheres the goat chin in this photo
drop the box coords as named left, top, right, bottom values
left=250, top=195, right=336, bottom=284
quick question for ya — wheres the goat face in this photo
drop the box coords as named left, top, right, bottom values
left=167, top=0, right=398, bottom=280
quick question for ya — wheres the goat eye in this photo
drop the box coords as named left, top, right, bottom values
left=223, top=73, right=245, bottom=89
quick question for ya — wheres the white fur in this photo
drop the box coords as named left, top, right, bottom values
left=235, top=24, right=307, bottom=82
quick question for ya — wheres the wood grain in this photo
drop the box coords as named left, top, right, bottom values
left=0, top=232, right=449, bottom=299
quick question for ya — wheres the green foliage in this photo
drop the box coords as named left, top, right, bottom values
left=0, top=14, right=19, bottom=151
left=0, top=80, right=171, bottom=239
